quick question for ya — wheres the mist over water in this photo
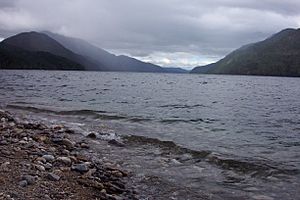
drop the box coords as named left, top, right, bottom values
left=1, top=70, right=300, bottom=199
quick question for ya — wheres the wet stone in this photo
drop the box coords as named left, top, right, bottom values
left=9, top=192, right=19, bottom=199
left=80, top=143, right=90, bottom=149
left=51, top=137, right=63, bottom=143
left=65, top=129, right=75, bottom=134
left=62, top=139, right=75, bottom=150
left=56, top=157, right=72, bottom=166
left=0, top=117, right=6, bottom=122
left=19, top=180, right=28, bottom=187
left=35, top=164, right=45, bottom=171
left=111, top=170, right=124, bottom=178
left=108, top=139, right=125, bottom=147
left=44, top=163, right=53, bottom=170
left=8, top=122, right=16, bottom=127
left=21, top=175, right=36, bottom=185
left=0, top=140, right=9, bottom=145
left=71, top=163, right=89, bottom=173
left=0, top=162, right=10, bottom=172
left=47, top=173, right=61, bottom=181
left=18, top=140, right=27, bottom=145
left=1, top=150, right=11, bottom=156
left=36, top=157, right=47, bottom=164
left=44, top=194, right=51, bottom=200
left=87, top=132, right=97, bottom=139
left=77, top=179, right=104, bottom=190
left=61, top=149, right=70, bottom=155
left=42, top=155, right=55, bottom=162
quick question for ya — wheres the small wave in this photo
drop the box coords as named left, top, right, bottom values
left=9, top=104, right=155, bottom=123
left=206, top=154, right=299, bottom=177
left=7, top=104, right=57, bottom=113
left=58, top=98, right=72, bottom=102
left=160, top=118, right=215, bottom=124
left=159, top=104, right=207, bottom=109
left=57, top=84, right=68, bottom=88
left=6, top=104, right=125, bottom=121
left=124, top=135, right=211, bottom=158
left=85, top=88, right=97, bottom=92
left=123, top=135, right=299, bottom=178
left=86, top=130, right=120, bottom=141
left=128, top=117, right=153, bottom=122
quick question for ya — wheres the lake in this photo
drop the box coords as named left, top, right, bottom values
left=1, top=70, right=299, bottom=199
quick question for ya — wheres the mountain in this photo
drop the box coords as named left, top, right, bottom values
left=163, top=67, right=188, bottom=73
left=0, top=31, right=188, bottom=73
left=44, top=31, right=166, bottom=73
left=2, top=32, right=105, bottom=71
left=191, top=28, right=300, bottom=77
left=0, top=43, right=84, bottom=70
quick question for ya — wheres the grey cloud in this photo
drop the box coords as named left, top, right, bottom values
left=0, top=0, right=299, bottom=67
left=0, top=0, right=16, bottom=8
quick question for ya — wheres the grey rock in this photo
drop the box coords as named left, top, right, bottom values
left=21, top=175, right=36, bottom=185
left=19, top=180, right=28, bottom=187
left=51, top=137, right=63, bottom=143
left=65, top=129, right=75, bottom=134
left=44, top=194, right=51, bottom=200
left=18, top=140, right=28, bottom=145
left=71, top=163, right=89, bottom=173
left=47, top=173, right=60, bottom=181
left=108, top=139, right=125, bottom=147
left=36, top=161, right=44, bottom=166
left=0, top=140, right=9, bottom=145
left=0, top=110, right=14, bottom=122
left=9, top=191, right=19, bottom=199
left=62, top=149, right=70, bottom=155
left=36, top=157, right=47, bottom=164
left=80, top=143, right=90, bottom=149
left=42, top=155, right=55, bottom=162
left=87, top=132, right=97, bottom=139
left=44, top=163, right=52, bottom=170
left=35, top=165, right=45, bottom=171
left=56, top=157, right=72, bottom=166
left=1, top=150, right=11, bottom=156
left=8, top=122, right=15, bottom=127
left=0, top=117, right=6, bottom=122
left=62, top=138, right=75, bottom=150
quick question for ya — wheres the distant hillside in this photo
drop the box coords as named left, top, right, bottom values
left=44, top=31, right=166, bottom=73
left=163, top=67, right=188, bottom=73
left=0, top=31, right=187, bottom=73
left=0, top=43, right=84, bottom=70
left=191, top=28, right=300, bottom=77
left=2, top=32, right=105, bottom=71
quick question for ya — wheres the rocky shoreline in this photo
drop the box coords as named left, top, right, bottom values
left=0, top=110, right=138, bottom=200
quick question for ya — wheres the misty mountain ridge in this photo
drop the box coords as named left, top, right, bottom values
left=43, top=31, right=166, bottom=73
left=2, top=31, right=107, bottom=71
left=0, top=31, right=186, bottom=73
left=191, top=28, right=300, bottom=77
left=2, top=28, right=300, bottom=76
left=0, top=42, right=84, bottom=70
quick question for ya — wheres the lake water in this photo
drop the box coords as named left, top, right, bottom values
left=0, top=70, right=299, bottom=199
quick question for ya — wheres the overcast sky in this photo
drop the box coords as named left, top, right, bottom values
left=0, top=0, right=300, bottom=69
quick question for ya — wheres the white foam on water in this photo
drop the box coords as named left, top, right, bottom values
left=97, top=131, right=120, bottom=141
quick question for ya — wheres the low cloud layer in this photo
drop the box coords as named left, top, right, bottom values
left=0, top=0, right=299, bottom=68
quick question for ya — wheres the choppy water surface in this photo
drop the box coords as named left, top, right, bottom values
left=0, top=70, right=300, bottom=199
